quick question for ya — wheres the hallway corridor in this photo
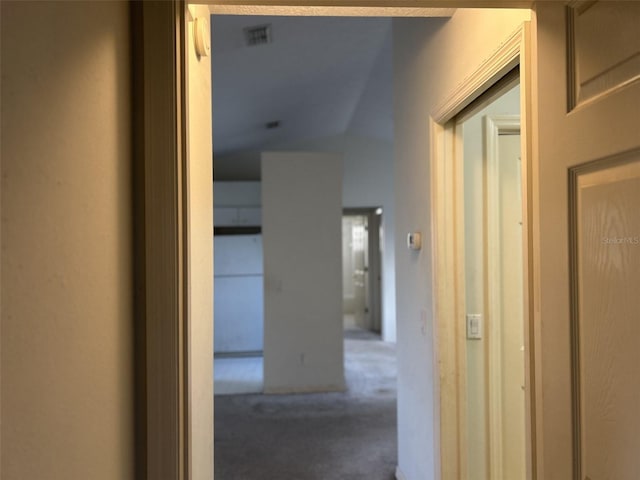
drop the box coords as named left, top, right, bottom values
left=214, top=329, right=397, bottom=479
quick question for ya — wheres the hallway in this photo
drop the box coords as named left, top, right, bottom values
left=214, top=329, right=397, bottom=479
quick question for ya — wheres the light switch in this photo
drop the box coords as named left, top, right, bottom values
left=466, top=314, right=482, bottom=340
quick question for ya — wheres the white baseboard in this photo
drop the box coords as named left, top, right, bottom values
left=395, top=466, right=407, bottom=480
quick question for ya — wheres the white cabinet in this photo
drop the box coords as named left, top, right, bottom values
left=214, top=235, right=263, bottom=276
left=237, top=207, right=261, bottom=225
left=214, top=207, right=238, bottom=226
left=214, top=235, right=264, bottom=354
left=214, top=207, right=262, bottom=226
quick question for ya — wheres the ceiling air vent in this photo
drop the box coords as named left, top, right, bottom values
left=244, top=24, right=272, bottom=46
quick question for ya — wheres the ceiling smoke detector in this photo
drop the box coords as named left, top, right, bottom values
left=244, top=24, right=272, bottom=46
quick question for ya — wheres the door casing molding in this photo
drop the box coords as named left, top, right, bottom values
left=429, top=22, right=537, bottom=480
left=134, top=1, right=189, bottom=479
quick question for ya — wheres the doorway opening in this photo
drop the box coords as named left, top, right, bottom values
left=455, top=73, right=527, bottom=479
left=176, top=2, right=536, bottom=478
left=342, top=208, right=383, bottom=334
left=207, top=13, right=399, bottom=479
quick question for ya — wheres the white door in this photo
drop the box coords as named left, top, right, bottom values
left=535, top=3, right=640, bottom=478
left=495, top=132, right=526, bottom=480
left=342, top=215, right=368, bottom=330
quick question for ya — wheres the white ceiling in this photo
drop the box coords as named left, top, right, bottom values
left=211, top=15, right=393, bottom=162
left=210, top=14, right=461, bottom=180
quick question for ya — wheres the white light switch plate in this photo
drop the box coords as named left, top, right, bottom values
left=466, top=314, right=482, bottom=340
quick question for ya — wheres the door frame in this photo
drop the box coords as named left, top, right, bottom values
left=429, top=23, right=537, bottom=480
left=485, top=114, right=522, bottom=480
left=137, top=3, right=537, bottom=479
left=133, top=2, right=189, bottom=479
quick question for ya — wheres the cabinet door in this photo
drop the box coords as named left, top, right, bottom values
left=213, top=207, right=238, bottom=226
left=237, top=207, right=262, bottom=226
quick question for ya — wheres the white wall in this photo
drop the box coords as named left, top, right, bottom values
left=1, top=2, right=134, bottom=478
left=392, top=9, right=530, bottom=480
left=214, top=181, right=261, bottom=206
left=261, top=152, right=345, bottom=393
left=274, top=134, right=397, bottom=342
left=187, top=5, right=214, bottom=479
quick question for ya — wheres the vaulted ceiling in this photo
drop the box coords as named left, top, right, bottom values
left=210, top=14, right=445, bottom=179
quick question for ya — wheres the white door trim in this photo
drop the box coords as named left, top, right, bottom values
left=431, top=27, right=523, bottom=124
left=430, top=22, right=536, bottom=480
left=136, top=1, right=189, bottom=479
left=430, top=114, right=468, bottom=480
left=139, top=4, right=219, bottom=479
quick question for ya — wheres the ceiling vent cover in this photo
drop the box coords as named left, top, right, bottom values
left=244, top=24, right=272, bottom=46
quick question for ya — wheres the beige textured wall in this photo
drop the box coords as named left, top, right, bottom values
left=187, top=5, right=214, bottom=479
left=1, top=2, right=134, bottom=479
